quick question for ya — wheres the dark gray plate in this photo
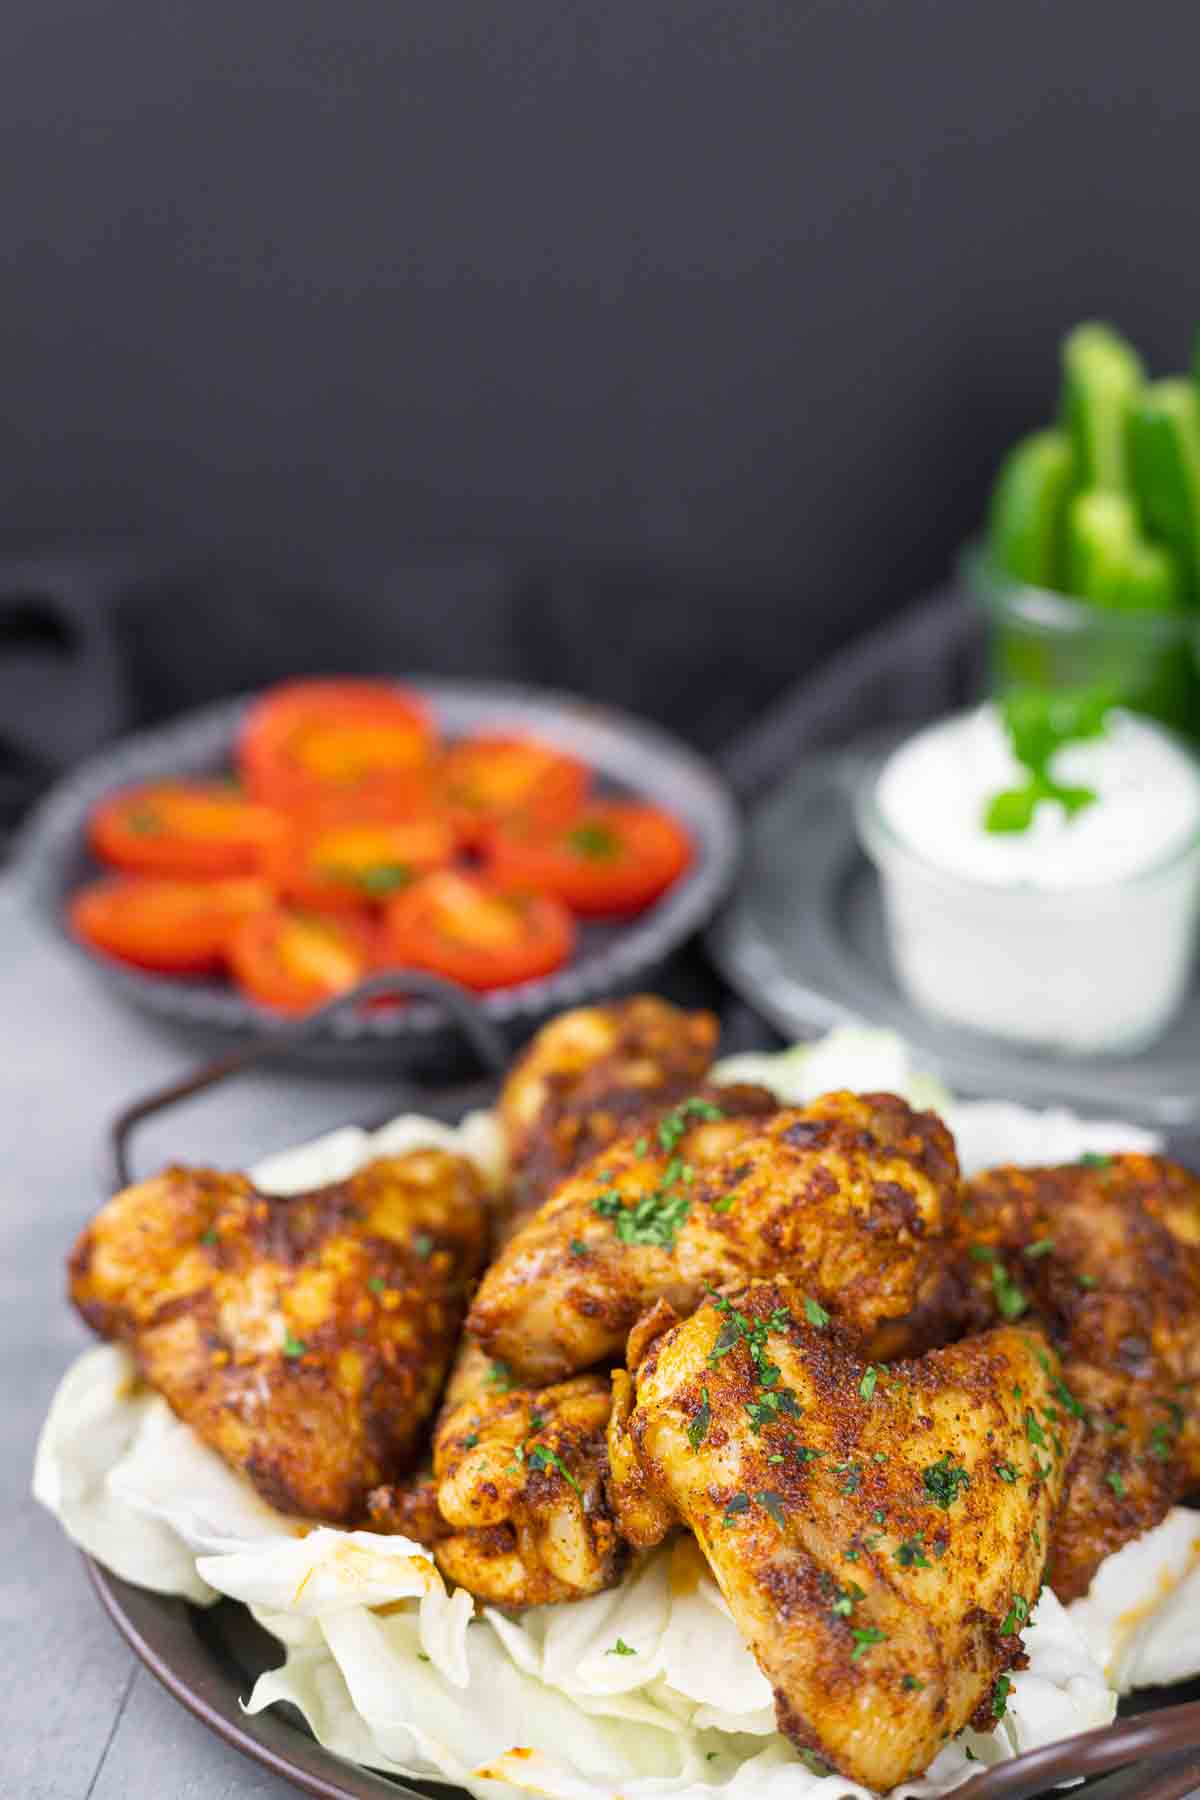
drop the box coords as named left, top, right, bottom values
left=709, top=747, right=1200, bottom=1129
left=85, top=1557, right=1200, bottom=1800
left=14, top=680, right=739, bottom=1067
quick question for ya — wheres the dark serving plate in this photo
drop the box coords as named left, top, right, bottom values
left=13, top=679, right=739, bottom=1067
left=86, top=1555, right=1200, bottom=1800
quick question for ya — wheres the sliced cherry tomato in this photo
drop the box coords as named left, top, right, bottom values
left=485, top=801, right=691, bottom=916
left=266, top=813, right=456, bottom=909
left=238, top=679, right=436, bottom=814
left=380, top=869, right=574, bottom=991
left=228, top=906, right=376, bottom=1014
left=70, top=877, right=273, bottom=972
left=89, top=780, right=285, bottom=878
left=437, top=734, right=589, bottom=844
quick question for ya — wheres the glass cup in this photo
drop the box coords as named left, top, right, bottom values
left=856, top=751, right=1200, bottom=1055
left=962, top=542, right=1200, bottom=746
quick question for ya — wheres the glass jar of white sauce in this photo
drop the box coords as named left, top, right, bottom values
left=857, top=706, right=1200, bottom=1054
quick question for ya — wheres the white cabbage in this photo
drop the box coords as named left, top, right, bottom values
left=32, top=1036, right=1187, bottom=1797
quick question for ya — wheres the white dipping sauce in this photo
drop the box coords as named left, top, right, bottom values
left=860, top=706, right=1200, bottom=1053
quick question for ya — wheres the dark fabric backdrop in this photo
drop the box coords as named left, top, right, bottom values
left=1, top=0, right=1198, bottom=825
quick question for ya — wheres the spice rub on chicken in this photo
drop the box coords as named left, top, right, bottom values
left=608, top=1279, right=1076, bottom=1792
left=69, top=1149, right=489, bottom=1521
left=469, top=1090, right=962, bottom=1386
left=370, top=1340, right=623, bottom=1608
left=957, top=1152, right=1200, bottom=1599
left=497, top=995, right=720, bottom=1216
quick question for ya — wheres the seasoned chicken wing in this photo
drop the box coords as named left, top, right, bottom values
left=470, top=1090, right=959, bottom=1385
left=412, top=1341, right=624, bottom=1607
left=958, top=1153, right=1200, bottom=1599
left=70, top=1150, right=489, bottom=1521
left=610, top=1280, right=1075, bottom=1791
left=498, top=996, right=719, bottom=1214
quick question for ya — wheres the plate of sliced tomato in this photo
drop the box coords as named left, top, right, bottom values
left=17, top=678, right=738, bottom=1062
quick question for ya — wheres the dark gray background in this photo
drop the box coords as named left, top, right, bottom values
left=0, top=0, right=1198, bottom=778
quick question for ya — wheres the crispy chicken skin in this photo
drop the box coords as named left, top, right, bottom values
left=395, top=1340, right=625, bottom=1607
left=498, top=996, right=719, bottom=1214
left=469, top=1090, right=960, bottom=1386
left=958, top=1154, right=1200, bottom=1600
left=69, top=1151, right=489, bottom=1521
left=610, top=1280, right=1075, bottom=1792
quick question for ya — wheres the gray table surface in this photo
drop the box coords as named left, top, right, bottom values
left=1, top=882, right=418, bottom=1800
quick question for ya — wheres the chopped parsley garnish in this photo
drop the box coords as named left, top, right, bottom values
left=923, top=1455, right=971, bottom=1510
left=368, top=1275, right=386, bottom=1294
left=412, top=1231, right=434, bottom=1260
left=1052, top=1377, right=1085, bottom=1420
left=282, top=1331, right=307, bottom=1358
left=970, top=1245, right=1028, bottom=1318
left=463, top=1433, right=479, bottom=1449
left=1024, top=1239, right=1056, bottom=1259
left=568, top=821, right=620, bottom=860
left=859, top=1365, right=879, bottom=1403
left=992, top=1675, right=1012, bottom=1719
left=1077, top=1273, right=1098, bottom=1290
left=756, top=1490, right=788, bottom=1529
left=1105, top=1469, right=1126, bottom=1499
left=795, top=1445, right=824, bottom=1464
left=569, top=1238, right=588, bottom=1256
left=486, top=1360, right=514, bottom=1390
left=895, top=1536, right=931, bottom=1570
left=829, top=1580, right=865, bottom=1618
left=657, top=1097, right=724, bottom=1153
left=688, top=1387, right=711, bottom=1452
left=837, top=1461, right=862, bottom=1495
left=593, top=1181, right=690, bottom=1249
left=746, top=1387, right=802, bottom=1432
left=902, top=1674, right=925, bottom=1692
left=201, top=1227, right=218, bottom=1247
left=722, top=1491, right=751, bottom=1527
left=804, top=1296, right=830, bottom=1329
left=851, top=1627, right=886, bottom=1662
left=705, top=1293, right=804, bottom=1433
left=1025, top=1409, right=1048, bottom=1449
left=358, top=862, right=412, bottom=897
left=607, top=1638, right=636, bottom=1656
left=999, top=1594, right=1029, bottom=1635
left=995, top=1462, right=1018, bottom=1483
left=991, top=1263, right=1029, bottom=1321
left=711, top=1194, right=736, bottom=1214
left=525, top=1442, right=582, bottom=1495
left=1079, top=1152, right=1112, bottom=1168
left=982, top=686, right=1110, bottom=835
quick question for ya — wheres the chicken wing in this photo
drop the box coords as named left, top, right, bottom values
left=403, top=1341, right=624, bottom=1607
left=70, top=1150, right=489, bottom=1521
left=958, top=1153, right=1200, bottom=1600
left=610, top=1279, right=1075, bottom=1791
left=469, top=1090, right=959, bottom=1385
left=498, top=996, right=719, bottom=1214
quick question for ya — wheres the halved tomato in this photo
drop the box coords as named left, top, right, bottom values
left=228, top=906, right=376, bottom=1014
left=89, top=780, right=285, bottom=878
left=70, top=876, right=273, bottom=972
left=266, top=813, right=456, bottom=909
left=380, top=869, right=574, bottom=991
left=238, top=679, right=436, bottom=814
left=437, top=734, right=589, bottom=844
left=485, top=801, right=691, bottom=916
